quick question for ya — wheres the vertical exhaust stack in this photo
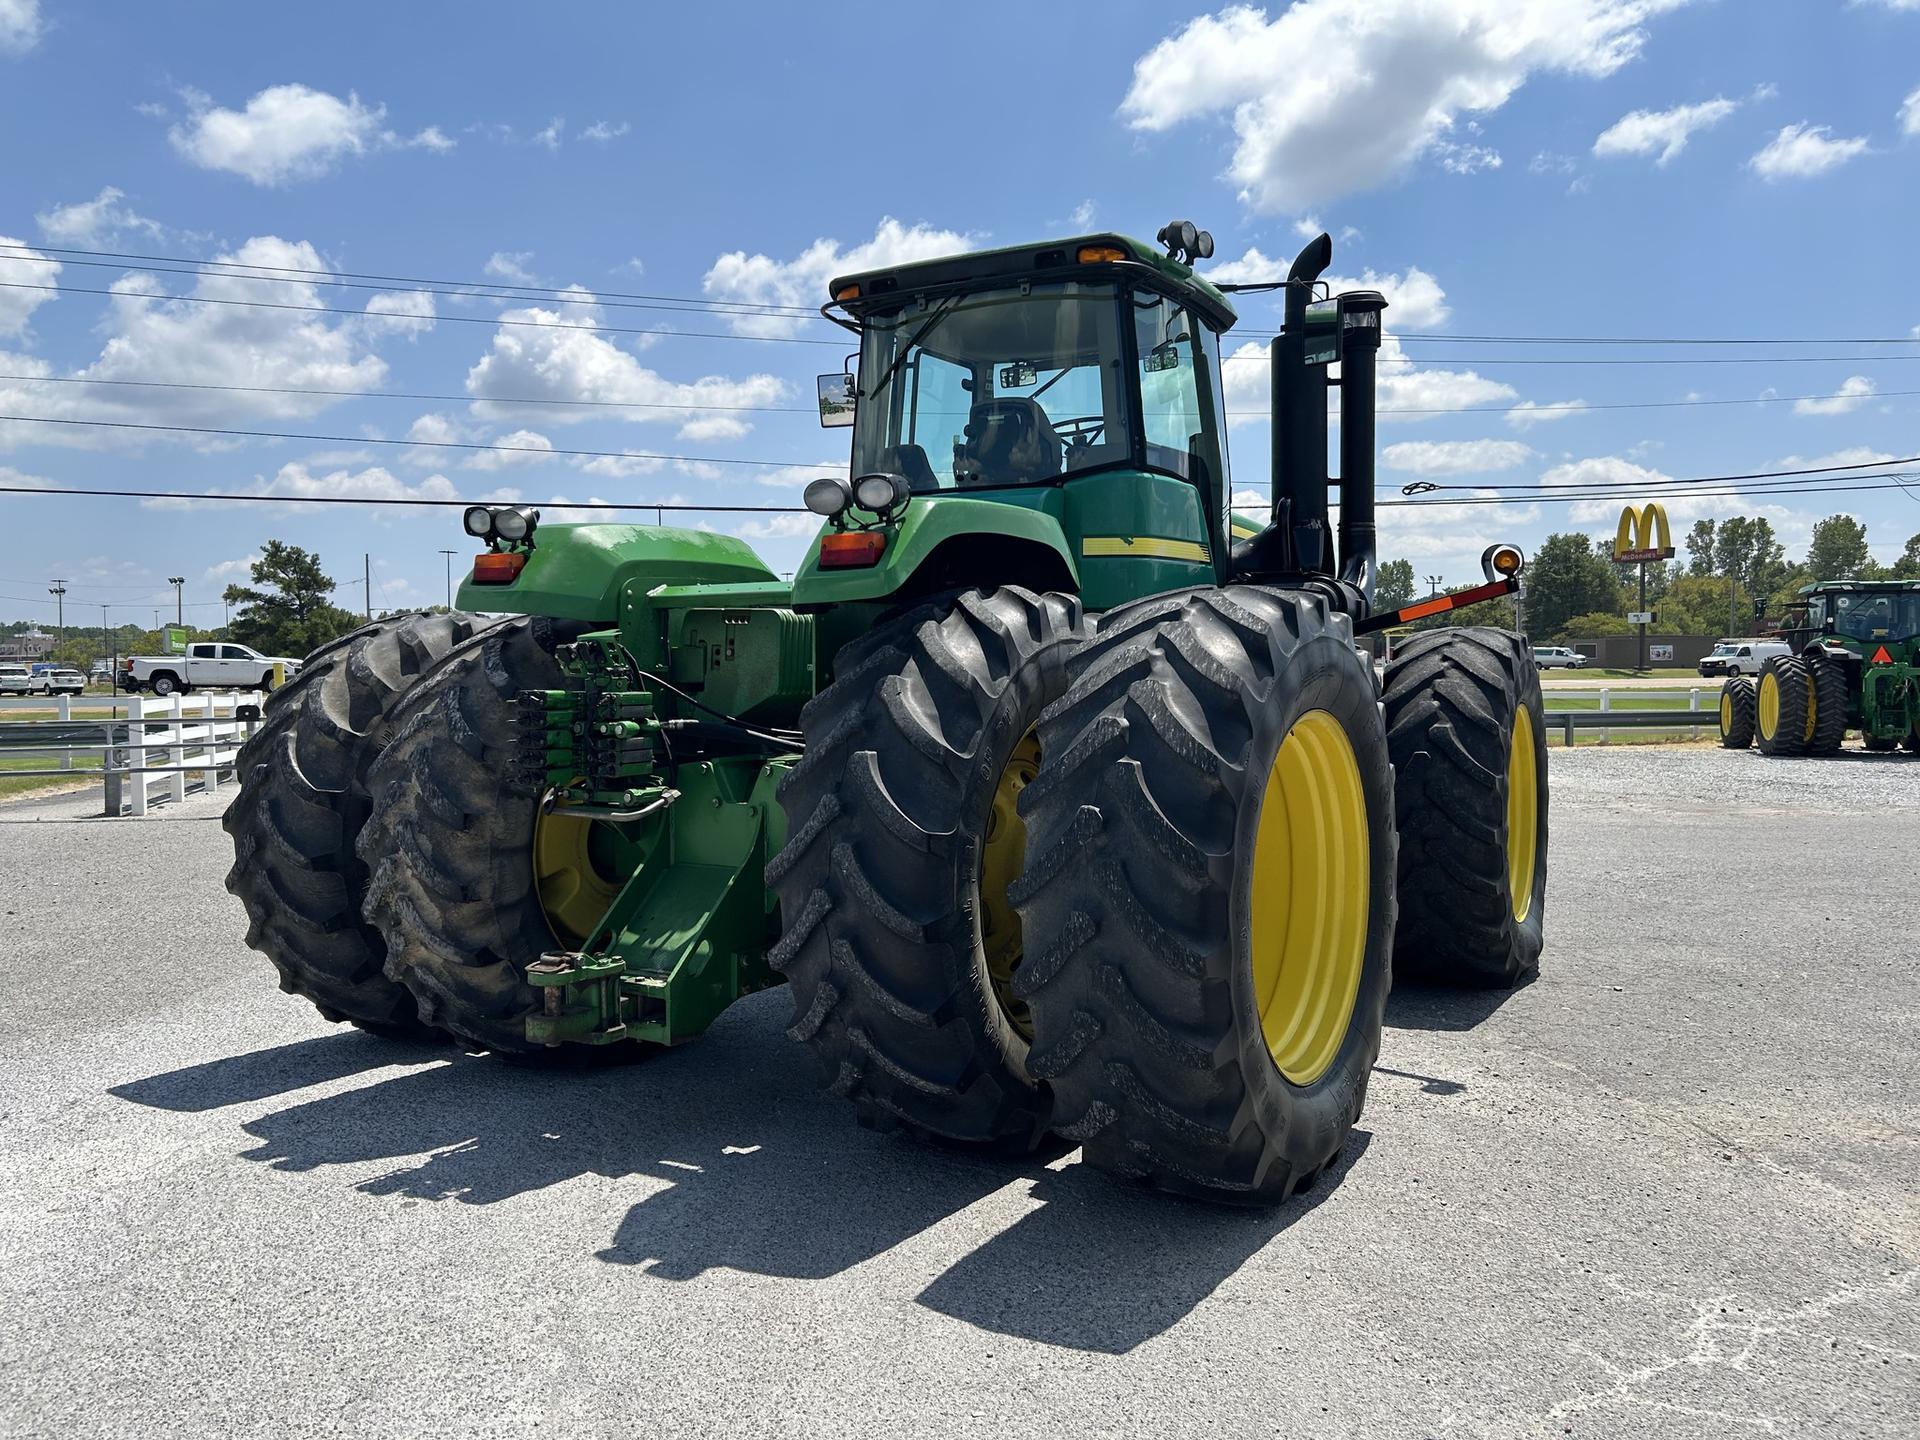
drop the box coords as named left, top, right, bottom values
left=1336, top=290, right=1387, bottom=601
left=1271, top=234, right=1333, bottom=572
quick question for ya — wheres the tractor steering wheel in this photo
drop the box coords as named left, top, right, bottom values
left=1051, top=415, right=1107, bottom=446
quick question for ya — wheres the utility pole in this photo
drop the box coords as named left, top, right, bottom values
left=102, top=605, right=113, bottom=690
left=167, top=576, right=185, bottom=627
left=48, top=581, right=65, bottom=641
left=438, top=549, right=458, bottom=609
left=364, top=553, right=372, bottom=621
left=1728, top=571, right=1737, bottom=637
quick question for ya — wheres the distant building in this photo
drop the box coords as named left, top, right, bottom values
left=0, top=630, right=54, bottom=661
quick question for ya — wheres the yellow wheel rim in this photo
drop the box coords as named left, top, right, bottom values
left=979, top=728, right=1040, bottom=1040
left=1758, top=672, right=1780, bottom=740
left=533, top=809, right=626, bottom=950
left=1803, top=681, right=1818, bottom=744
left=1719, top=692, right=1733, bottom=735
left=1249, top=710, right=1370, bottom=1088
left=1506, top=706, right=1539, bottom=923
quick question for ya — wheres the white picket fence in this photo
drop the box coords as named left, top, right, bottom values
left=110, top=691, right=264, bottom=815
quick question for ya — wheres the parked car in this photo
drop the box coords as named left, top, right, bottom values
left=121, top=642, right=303, bottom=696
left=27, top=668, right=86, bottom=695
left=0, top=663, right=32, bottom=694
left=1697, top=639, right=1790, bottom=677
left=1532, top=646, right=1590, bottom=670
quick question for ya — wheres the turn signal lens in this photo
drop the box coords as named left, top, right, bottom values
left=472, top=552, right=527, bottom=585
left=818, top=532, right=887, bottom=570
left=834, top=283, right=860, bottom=301
left=1077, top=244, right=1126, bottom=264
left=1482, top=543, right=1525, bottom=581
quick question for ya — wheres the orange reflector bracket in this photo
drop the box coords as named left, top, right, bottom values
left=472, top=551, right=526, bottom=585
left=1356, top=577, right=1516, bottom=634
left=818, top=531, right=887, bottom=569
left=1077, top=244, right=1126, bottom=264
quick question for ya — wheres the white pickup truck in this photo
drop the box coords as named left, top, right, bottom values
left=121, top=642, right=302, bottom=696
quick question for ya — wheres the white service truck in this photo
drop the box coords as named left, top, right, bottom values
left=121, top=642, right=301, bottom=696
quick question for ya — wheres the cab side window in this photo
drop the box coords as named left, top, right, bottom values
left=1132, top=294, right=1203, bottom=479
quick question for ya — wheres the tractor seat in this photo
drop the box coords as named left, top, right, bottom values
left=956, top=399, right=1061, bottom=486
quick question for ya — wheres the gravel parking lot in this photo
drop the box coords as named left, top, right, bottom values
left=1, top=747, right=1915, bottom=1439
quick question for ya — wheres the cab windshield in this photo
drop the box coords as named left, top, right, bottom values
left=1830, top=591, right=1920, bottom=640
left=851, top=281, right=1131, bottom=492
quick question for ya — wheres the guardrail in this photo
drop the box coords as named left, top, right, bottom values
left=1540, top=686, right=1712, bottom=746
left=0, top=691, right=263, bottom=814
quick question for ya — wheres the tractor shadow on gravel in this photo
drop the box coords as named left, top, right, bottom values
left=116, top=993, right=1372, bottom=1354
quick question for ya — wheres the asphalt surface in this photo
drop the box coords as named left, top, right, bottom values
left=1, top=747, right=1915, bottom=1439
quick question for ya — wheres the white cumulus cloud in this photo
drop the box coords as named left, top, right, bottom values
left=142, top=461, right=467, bottom=513
left=1793, top=375, right=1875, bottom=415
left=1593, top=96, right=1737, bottom=164
left=464, top=429, right=555, bottom=471
left=0, top=0, right=42, bottom=54
left=704, top=217, right=974, bottom=338
left=0, top=235, right=58, bottom=337
left=463, top=291, right=787, bottom=440
left=35, top=187, right=166, bottom=247
left=1120, top=0, right=1689, bottom=211
left=362, top=289, right=436, bottom=339
left=0, top=236, right=402, bottom=446
left=1506, top=398, right=1590, bottom=428
left=1383, top=439, right=1535, bottom=473
left=1900, top=85, right=1920, bottom=137
left=169, top=84, right=386, bottom=184
left=1748, top=123, right=1870, bottom=180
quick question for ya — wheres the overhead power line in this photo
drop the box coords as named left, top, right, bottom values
left=0, top=483, right=801, bottom=512
left=0, top=242, right=823, bottom=320
left=3, top=370, right=1914, bottom=421
left=0, top=413, right=824, bottom=468
left=12, top=242, right=1920, bottom=348
left=0, top=280, right=848, bottom=349
left=1399, top=452, right=1920, bottom=495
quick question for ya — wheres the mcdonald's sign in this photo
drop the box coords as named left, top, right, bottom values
left=1614, top=503, right=1675, bottom=564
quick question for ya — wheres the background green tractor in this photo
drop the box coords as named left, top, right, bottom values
left=1717, top=580, right=1920, bottom=754
left=225, top=224, right=1548, bottom=1203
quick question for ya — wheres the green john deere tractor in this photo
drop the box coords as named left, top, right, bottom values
left=225, top=225, right=1548, bottom=1202
left=1718, top=580, right=1920, bottom=755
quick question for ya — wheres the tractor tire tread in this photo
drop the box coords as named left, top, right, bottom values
left=222, top=610, right=494, bottom=1032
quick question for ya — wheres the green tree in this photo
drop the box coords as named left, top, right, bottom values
left=1685, top=518, right=1717, bottom=577
left=1376, top=558, right=1416, bottom=611
left=1555, top=610, right=1630, bottom=641
left=222, top=541, right=362, bottom=658
left=48, top=636, right=99, bottom=672
left=1658, top=575, right=1750, bottom=635
left=1892, top=533, right=1920, bottom=580
left=1521, top=532, right=1624, bottom=641
left=1767, top=565, right=1813, bottom=620
left=1805, top=514, right=1871, bottom=580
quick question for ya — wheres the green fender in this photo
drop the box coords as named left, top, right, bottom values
left=455, top=523, right=779, bottom=622
left=788, top=494, right=1079, bottom=606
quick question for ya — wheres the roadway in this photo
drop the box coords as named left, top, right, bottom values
left=1, top=747, right=1915, bottom=1438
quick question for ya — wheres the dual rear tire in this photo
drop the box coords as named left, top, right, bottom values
left=774, top=587, right=1548, bottom=1203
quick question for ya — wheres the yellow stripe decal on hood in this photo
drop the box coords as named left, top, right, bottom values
left=1082, top=536, right=1210, bottom=563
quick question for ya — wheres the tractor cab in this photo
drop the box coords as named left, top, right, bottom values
left=798, top=232, right=1240, bottom=610
left=1786, top=580, right=1920, bottom=653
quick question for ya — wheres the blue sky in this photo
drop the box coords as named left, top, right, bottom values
left=2, top=0, right=1917, bottom=631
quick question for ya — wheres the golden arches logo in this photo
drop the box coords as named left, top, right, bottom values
left=1613, top=503, right=1674, bottom=563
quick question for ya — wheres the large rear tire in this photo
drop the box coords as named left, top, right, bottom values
left=1382, top=628, right=1548, bottom=988
left=357, top=618, right=587, bottom=1052
left=222, top=611, right=495, bottom=1032
left=1804, top=648, right=1847, bottom=755
left=1718, top=677, right=1756, bottom=750
left=767, top=587, right=1092, bottom=1147
left=1014, top=587, right=1395, bottom=1202
left=1755, top=655, right=1812, bottom=756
